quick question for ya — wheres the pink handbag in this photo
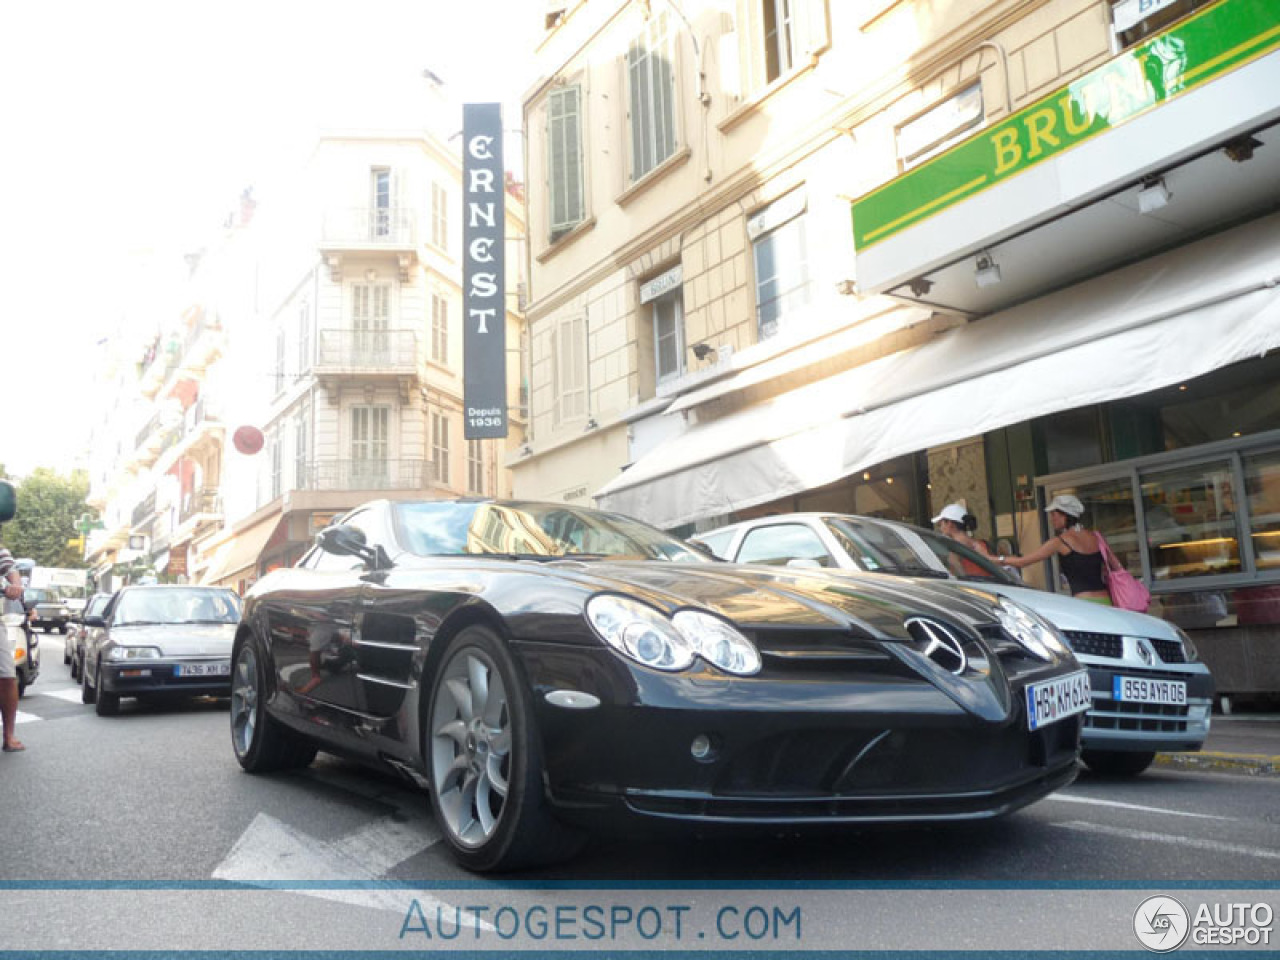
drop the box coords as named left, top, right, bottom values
left=1096, top=533, right=1152, bottom=613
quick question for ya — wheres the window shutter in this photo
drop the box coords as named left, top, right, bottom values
left=548, top=85, right=584, bottom=239
left=797, top=0, right=830, bottom=59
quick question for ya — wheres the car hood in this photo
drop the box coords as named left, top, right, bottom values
left=524, top=559, right=1007, bottom=641
left=108, top=623, right=237, bottom=656
left=965, top=583, right=1180, bottom=640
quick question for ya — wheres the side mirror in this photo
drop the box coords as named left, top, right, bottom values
left=316, top=524, right=392, bottom=571
left=685, top=540, right=718, bottom=558
left=0, top=481, right=15, bottom=524
left=83, top=615, right=106, bottom=629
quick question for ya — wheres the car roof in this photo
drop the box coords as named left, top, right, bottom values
left=699, top=512, right=917, bottom=537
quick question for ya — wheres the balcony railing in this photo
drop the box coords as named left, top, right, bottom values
left=131, top=492, right=156, bottom=529
left=298, top=459, right=435, bottom=492
left=183, top=397, right=220, bottom=435
left=135, top=413, right=163, bottom=452
left=321, top=207, right=417, bottom=247
left=316, top=330, right=420, bottom=372
left=180, top=487, right=222, bottom=524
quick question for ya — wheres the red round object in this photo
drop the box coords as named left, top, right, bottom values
left=233, top=425, right=265, bottom=455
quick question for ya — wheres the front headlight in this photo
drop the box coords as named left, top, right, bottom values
left=996, top=597, right=1069, bottom=661
left=587, top=595, right=694, bottom=672
left=108, top=646, right=163, bottom=661
left=1174, top=625, right=1199, bottom=662
left=672, top=610, right=762, bottom=676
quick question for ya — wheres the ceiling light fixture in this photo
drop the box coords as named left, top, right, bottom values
left=974, top=252, right=1002, bottom=288
left=908, top=276, right=934, bottom=297
left=1137, top=177, right=1171, bottom=214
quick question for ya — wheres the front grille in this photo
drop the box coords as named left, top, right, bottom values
left=1083, top=699, right=1190, bottom=734
left=1063, top=630, right=1123, bottom=658
left=1149, top=637, right=1186, bottom=664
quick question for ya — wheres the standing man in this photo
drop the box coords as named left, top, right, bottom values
left=1, top=543, right=26, bottom=752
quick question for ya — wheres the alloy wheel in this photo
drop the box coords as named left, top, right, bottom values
left=230, top=645, right=259, bottom=758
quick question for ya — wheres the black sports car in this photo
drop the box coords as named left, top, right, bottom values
left=231, top=499, right=1089, bottom=872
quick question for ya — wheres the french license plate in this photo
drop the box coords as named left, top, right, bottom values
left=1026, top=671, right=1092, bottom=731
left=1113, top=675, right=1186, bottom=705
left=175, top=661, right=231, bottom=678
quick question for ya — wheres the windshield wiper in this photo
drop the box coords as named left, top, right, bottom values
left=180, top=619, right=237, bottom=625
left=116, top=620, right=165, bottom=627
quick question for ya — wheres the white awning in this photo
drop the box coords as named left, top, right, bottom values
left=595, top=211, right=1280, bottom=529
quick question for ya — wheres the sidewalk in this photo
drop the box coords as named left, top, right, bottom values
left=1154, top=713, right=1280, bottom=777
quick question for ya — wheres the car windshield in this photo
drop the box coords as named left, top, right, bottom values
left=26, top=588, right=58, bottom=603
left=826, top=516, right=1018, bottom=585
left=113, top=588, right=241, bottom=626
left=394, top=501, right=710, bottom=563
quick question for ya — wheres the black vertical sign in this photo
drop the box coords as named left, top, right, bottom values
left=462, top=103, right=508, bottom=439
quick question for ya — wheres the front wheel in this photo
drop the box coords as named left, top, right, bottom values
left=82, top=658, right=98, bottom=705
left=425, top=625, right=582, bottom=872
left=1081, top=749, right=1156, bottom=777
left=95, top=665, right=121, bottom=717
left=230, top=633, right=317, bottom=772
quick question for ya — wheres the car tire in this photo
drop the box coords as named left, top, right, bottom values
left=230, top=633, right=317, bottom=773
left=424, top=624, right=583, bottom=872
left=70, top=655, right=80, bottom=682
left=82, top=659, right=98, bottom=705
left=96, top=668, right=121, bottom=717
left=64, top=646, right=71, bottom=664
left=1081, top=749, right=1156, bottom=777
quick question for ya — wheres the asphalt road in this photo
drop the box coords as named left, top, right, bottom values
left=5, top=633, right=1279, bottom=951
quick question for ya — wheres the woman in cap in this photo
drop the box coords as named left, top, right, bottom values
left=932, top=503, right=994, bottom=575
left=1000, top=494, right=1111, bottom=604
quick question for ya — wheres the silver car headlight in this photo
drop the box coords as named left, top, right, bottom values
left=1174, top=625, right=1199, bottom=662
left=109, top=646, right=163, bottom=661
left=996, top=597, right=1069, bottom=661
left=672, top=610, right=762, bottom=676
left=587, top=595, right=694, bottom=672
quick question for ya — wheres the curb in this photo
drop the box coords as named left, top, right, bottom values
left=1155, top=750, right=1280, bottom=777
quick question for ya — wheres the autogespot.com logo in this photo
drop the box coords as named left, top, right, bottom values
left=1134, top=896, right=1191, bottom=952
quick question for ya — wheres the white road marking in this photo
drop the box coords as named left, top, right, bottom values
left=213, top=812, right=471, bottom=925
left=1047, top=793, right=1233, bottom=821
left=1054, top=820, right=1280, bottom=860
left=14, top=710, right=41, bottom=725
left=41, top=687, right=87, bottom=704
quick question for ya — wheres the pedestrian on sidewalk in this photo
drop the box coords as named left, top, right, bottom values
left=1000, top=494, right=1112, bottom=604
left=1, top=543, right=27, bottom=752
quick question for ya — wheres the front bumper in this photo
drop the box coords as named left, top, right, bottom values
left=520, top=644, right=1082, bottom=828
left=100, top=659, right=231, bottom=697
left=1079, top=662, right=1214, bottom=753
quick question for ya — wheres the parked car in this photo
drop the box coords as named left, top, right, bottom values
left=693, top=513, right=1214, bottom=777
left=232, top=498, right=1089, bottom=872
left=80, top=585, right=242, bottom=716
left=67, top=592, right=113, bottom=681
left=25, top=586, right=72, bottom=634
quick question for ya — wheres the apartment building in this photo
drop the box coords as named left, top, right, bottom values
left=516, top=0, right=1280, bottom=694
left=88, top=118, right=528, bottom=594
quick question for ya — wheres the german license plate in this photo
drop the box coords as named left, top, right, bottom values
left=1113, top=675, right=1186, bottom=705
left=1026, top=671, right=1092, bottom=731
left=175, top=661, right=230, bottom=678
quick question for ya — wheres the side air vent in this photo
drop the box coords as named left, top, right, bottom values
left=904, top=618, right=969, bottom=675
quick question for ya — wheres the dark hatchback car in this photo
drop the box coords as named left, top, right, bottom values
left=231, top=499, right=1089, bottom=872
left=67, top=592, right=113, bottom=681
left=81, top=585, right=242, bottom=716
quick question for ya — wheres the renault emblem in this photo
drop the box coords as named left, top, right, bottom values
left=1136, top=638, right=1155, bottom=665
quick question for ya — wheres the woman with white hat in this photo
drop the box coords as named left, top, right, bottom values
left=1000, top=494, right=1111, bottom=604
left=931, top=503, right=994, bottom=574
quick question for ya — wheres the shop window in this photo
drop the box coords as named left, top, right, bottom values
left=1140, top=461, right=1242, bottom=581
left=1245, top=450, right=1280, bottom=573
left=748, top=189, right=810, bottom=341
left=737, top=523, right=834, bottom=567
left=1040, top=407, right=1104, bottom=475
left=627, top=13, right=677, bottom=181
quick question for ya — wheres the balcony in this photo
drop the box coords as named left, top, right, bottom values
left=319, top=206, right=419, bottom=282
left=131, top=492, right=157, bottom=529
left=156, top=398, right=225, bottom=475
left=178, top=309, right=225, bottom=374
left=315, top=330, right=421, bottom=403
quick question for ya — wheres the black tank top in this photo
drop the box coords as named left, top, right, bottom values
left=1058, top=537, right=1107, bottom=594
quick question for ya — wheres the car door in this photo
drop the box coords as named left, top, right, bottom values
left=264, top=509, right=376, bottom=714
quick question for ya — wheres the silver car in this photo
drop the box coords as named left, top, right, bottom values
left=80, top=585, right=242, bottom=717
left=694, top=513, right=1214, bottom=777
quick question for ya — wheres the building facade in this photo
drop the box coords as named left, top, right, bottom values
left=515, top=0, right=1280, bottom=696
left=88, top=116, right=528, bottom=595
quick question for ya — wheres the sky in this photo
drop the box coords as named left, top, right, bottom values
left=0, top=0, right=537, bottom=479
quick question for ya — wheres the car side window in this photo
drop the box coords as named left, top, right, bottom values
left=736, top=524, right=835, bottom=567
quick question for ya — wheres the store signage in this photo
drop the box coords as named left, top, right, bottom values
left=852, top=0, right=1280, bottom=250
left=640, top=265, right=683, bottom=305
left=463, top=103, right=508, bottom=439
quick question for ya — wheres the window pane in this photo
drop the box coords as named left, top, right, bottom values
left=1245, top=450, right=1280, bottom=572
left=737, top=523, right=833, bottom=566
left=1140, top=461, right=1241, bottom=581
left=753, top=216, right=810, bottom=339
